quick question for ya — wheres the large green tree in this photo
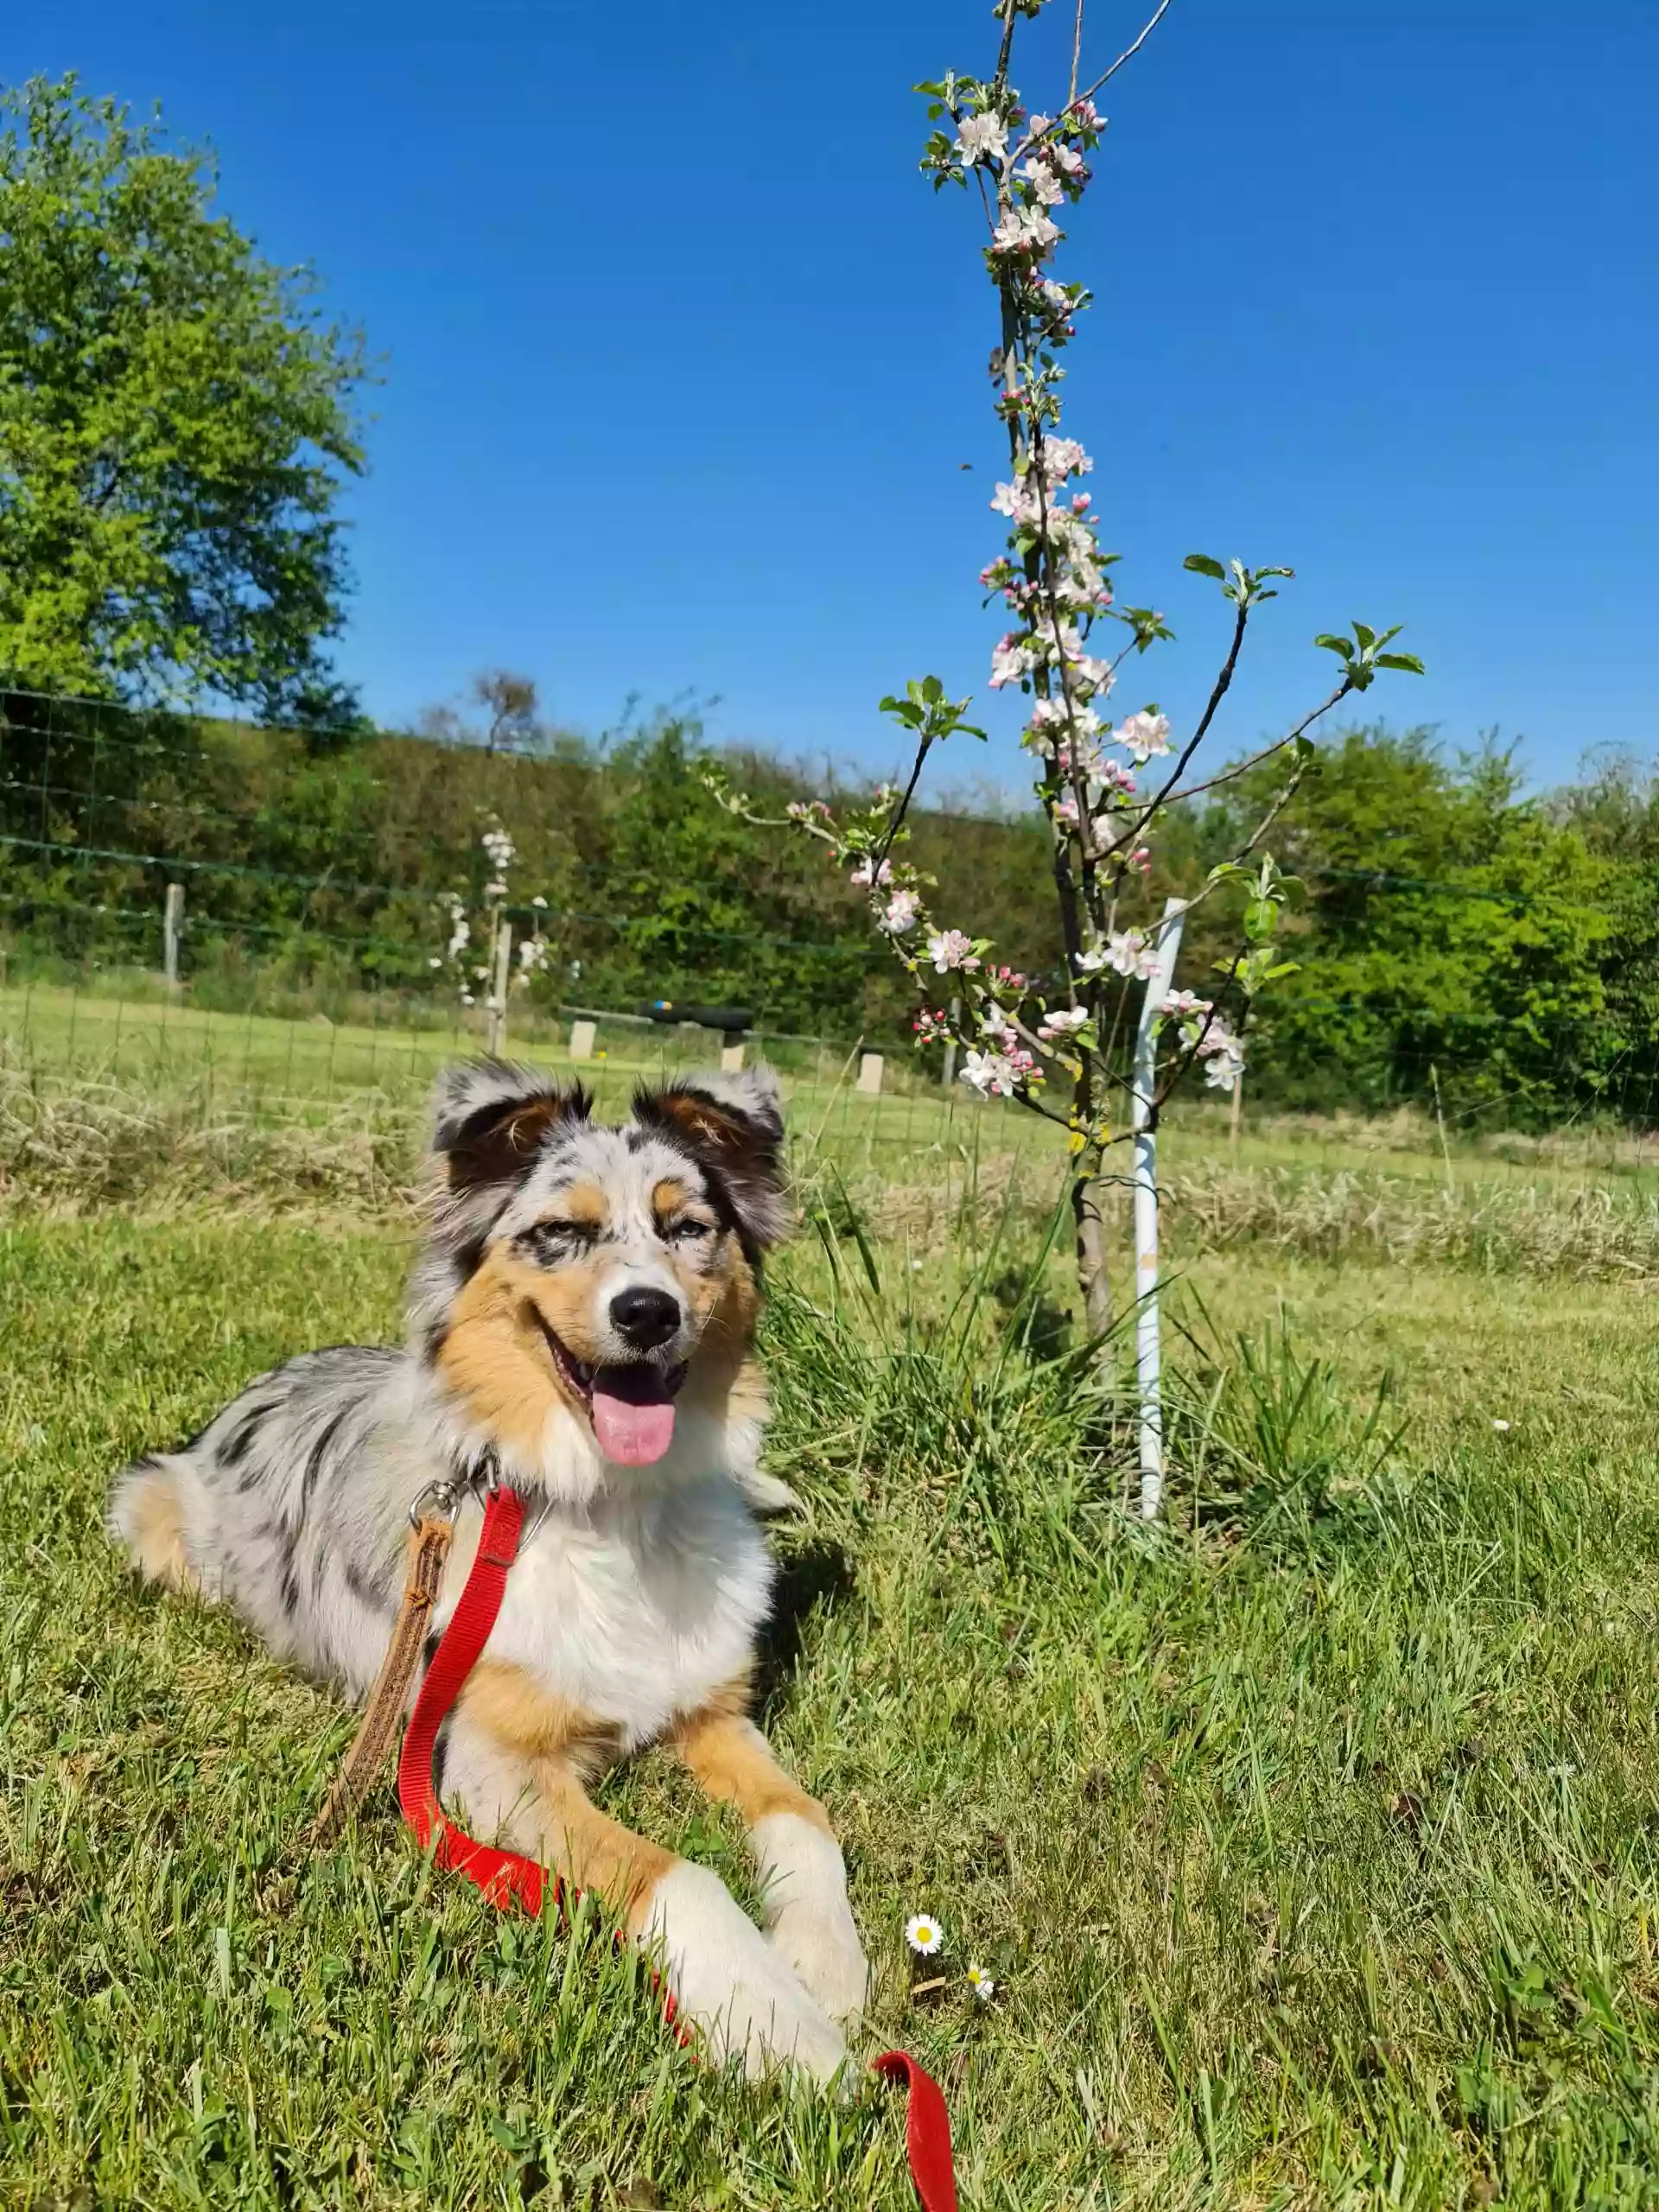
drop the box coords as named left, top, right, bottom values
left=0, top=75, right=369, bottom=720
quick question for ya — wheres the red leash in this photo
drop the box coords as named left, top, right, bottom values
left=397, top=1483, right=958, bottom=2212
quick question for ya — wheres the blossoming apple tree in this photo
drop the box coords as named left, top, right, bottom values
left=709, top=0, right=1421, bottom=1334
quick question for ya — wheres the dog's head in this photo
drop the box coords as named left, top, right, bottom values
left=412, top=1058, right=786, bottom=1484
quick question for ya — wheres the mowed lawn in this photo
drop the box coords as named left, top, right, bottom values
left=3, top=1173, right=1659, bottom=2203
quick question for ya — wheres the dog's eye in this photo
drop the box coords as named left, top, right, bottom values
left=523, top=1220, right=596, bottom=1264
left=665, top=1216, right=714, bottom=1243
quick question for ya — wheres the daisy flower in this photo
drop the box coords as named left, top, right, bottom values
left=1492, top=1418, right=1511, bottom=1433
left=905, top=1913, right=944, bottom=1956
left=966, top=1963, right=996, bottom=2001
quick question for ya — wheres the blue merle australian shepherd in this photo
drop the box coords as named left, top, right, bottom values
left=109, top=1059, right=868, bottom=2080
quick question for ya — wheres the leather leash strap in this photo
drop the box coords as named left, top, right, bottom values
left=308, top=1511, right=454, bottom=1848
left=384, top=1481, right=957, bottom=2212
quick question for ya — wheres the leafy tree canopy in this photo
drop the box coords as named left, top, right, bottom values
left=0, top=74, right=370, bottom=721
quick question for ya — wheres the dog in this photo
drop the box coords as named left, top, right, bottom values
left=109, top=1058, right=869, bottom=2081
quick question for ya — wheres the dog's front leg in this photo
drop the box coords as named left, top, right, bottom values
left=673, top=1691, right=870, bottom=2031
left=440, top=1684, right=845, bottom=2082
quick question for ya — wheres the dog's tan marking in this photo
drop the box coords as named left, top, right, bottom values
left=121, top=1466, right=199, bottom=1593
left=531, top=1755, right=677, bottom=1928
left=459, top=1659, right=623, bottom=1779
left=553, top=1181, right=607, bottom=1230
left=433, top=1250, right=563, bottom=1455
left=674, top=1684, right=835, bottom=1837
left=650, top=1176, right=694, bottom=1225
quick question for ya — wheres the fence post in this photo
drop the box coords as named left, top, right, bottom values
left=162, top=881, right=185, bottom=988
left=486, top=919, right=512, bottom=1057
left=1132, top=898, right=1189, bottom=1523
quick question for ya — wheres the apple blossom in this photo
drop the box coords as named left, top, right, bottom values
left=990, top=205, right=1060, bottom=259
left=1116, top=709, right=1173, bottom=762
left=1023, top=157, right=1065, bottom=206
left=956, top=111, right=1007, bottom=166
left=1106, top=930, right=1160, bottom=981
left=880, top=888, right=923, bottom=934
left=927, top=928, right=982, bottom=973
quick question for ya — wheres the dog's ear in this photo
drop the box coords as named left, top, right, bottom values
left=429, top=1059, right=591, bottom=1193
left=632, top=1066, right=788, bottom=1249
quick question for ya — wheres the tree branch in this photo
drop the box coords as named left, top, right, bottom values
left=1010, top=0, right=1176, bottom=164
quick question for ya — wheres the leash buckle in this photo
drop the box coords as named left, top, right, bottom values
left=407, top=1478, right=460, bottom=1529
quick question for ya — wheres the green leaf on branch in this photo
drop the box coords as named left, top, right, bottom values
left=1184, top=554, right=1227, bottom=581
left=1376, top=652, right=1426, bottom=674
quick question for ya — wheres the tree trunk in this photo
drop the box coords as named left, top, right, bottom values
left=1071, top=1170, right=1113, bottom=1340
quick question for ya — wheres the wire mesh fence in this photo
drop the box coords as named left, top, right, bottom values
left=5, top=684, right=1659, bottom=1204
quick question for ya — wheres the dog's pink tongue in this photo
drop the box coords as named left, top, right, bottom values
left=592, top=1387, right=677, bottom=1465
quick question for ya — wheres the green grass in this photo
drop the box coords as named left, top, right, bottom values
left=3, top=1145, right=1659, bottom=2208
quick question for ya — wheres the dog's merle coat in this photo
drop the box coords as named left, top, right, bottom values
left=110, top=1058, right=869, bottom=2082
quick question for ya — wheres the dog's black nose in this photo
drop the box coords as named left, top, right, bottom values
left=609, top=1285, right=682, bottom=1350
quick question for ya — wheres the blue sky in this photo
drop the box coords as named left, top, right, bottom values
left=8, top=1, right=1657, bottom=791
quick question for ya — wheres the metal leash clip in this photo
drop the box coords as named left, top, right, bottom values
left=407, top=1477, right=460, bottom=1529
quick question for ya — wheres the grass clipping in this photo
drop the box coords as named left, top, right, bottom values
left=0, top=1047, right=421, bottom=1216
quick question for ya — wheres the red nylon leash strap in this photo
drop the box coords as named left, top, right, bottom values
left=395, top=1483, right=958, bottom=2212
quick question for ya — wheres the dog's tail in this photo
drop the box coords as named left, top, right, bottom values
left=107, top=1454, right=210, bottom=1595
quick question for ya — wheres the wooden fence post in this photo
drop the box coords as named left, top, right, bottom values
left=486, top=920, right=512, bottom=1056
left=162, top=882, right=185, bottom=989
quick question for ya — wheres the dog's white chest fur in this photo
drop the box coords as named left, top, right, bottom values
left=479, top=1476, right=774, bottom=1749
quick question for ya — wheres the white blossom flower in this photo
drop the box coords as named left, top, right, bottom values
left=531, top=893, right=548, bottom=908
left=991, top=205, right=1060, bottom=259
left=483, top=879, right=508, bottom=901
left=880, top=888, right=923, bottom=936
left=1038, top=1006, right=1090, bottom=1039
left=1492, top=1418, right=1511, bottom=1433
left=926, top=929, right=981, bottom=974
left=990, top=633, right=1035, bottom=689
left=428, top=956, right=442, bottom=969
left=956, top=111, right=1007, bottom=167
left=851, top=855, right=893, bottom=888
left=1023, top=157, right=1065, bottom=206
left=1074, top=945, right=1109, bottom=974
left=1161, top=990, right=1212, bottom=1020
left=1116, top=709, right=1173, bottom=763
left=966, top=1963, right=996, bottom=2001
left=989, top=477, right=1044, bottom=527
left=905, top=1913, right=944, bottom=1956
left=1106, top=930, right=1160, bottom=981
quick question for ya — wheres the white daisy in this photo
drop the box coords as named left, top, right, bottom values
left=905, top=1913, right=944, bottom=1956
left=966, top=1963, right=995, bottom=2001
left=1492, top=1418, right=1511, bottom=1433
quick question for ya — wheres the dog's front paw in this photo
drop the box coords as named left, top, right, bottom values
left=639, top=1860, right=847, bottom=2082
left=753, top=1811, right=871, bottom=2028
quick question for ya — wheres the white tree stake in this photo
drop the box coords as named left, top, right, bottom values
left=1131, top=897, right=1188, bottom=1521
